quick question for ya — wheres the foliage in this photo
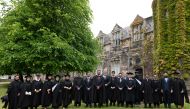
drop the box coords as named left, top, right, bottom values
left=152, top=0, right=190, bottom=78
left=142, top=34, right=154, bottom=75
left=0, top=0, right=100, bottom=75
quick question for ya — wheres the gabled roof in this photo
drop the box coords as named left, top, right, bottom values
left=97, top=30, right=106, bottom=38
left=131, top=15, right=144, bottom=26
left=111, top=24, right=122, bottom=33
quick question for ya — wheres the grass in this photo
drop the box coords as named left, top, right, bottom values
left=0, top=82, right=190, bottom=109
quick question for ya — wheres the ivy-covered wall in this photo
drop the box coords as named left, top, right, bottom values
left=152, top=0, right=190, bottom=78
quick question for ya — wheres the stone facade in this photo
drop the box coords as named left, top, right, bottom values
left=97, top=15, right=154, bottom=79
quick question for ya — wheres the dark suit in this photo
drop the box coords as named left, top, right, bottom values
left=161, top=77, right=173, bottom=108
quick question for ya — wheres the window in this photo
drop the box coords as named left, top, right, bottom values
left=129, top=58, right=133, bottom=66
left=111, top=63, right=120, bottom=75
left=115, top=32, right=120, bottom=46
left=135, top=35, right=137, bottom=41
left=135, top=57, right=141, bottom=65
left=100, top=37, right=104, bottom=45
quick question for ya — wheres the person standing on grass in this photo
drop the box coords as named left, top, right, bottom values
left=103, top=69, right=111, bottom=107
left=161, top=72, right=173, bottom=108
left=41, top=74, right=54, bottom=109
left=18, top=75, right=33, bottom=109
left=73, top=73, right=84, bottom=107
left=142, top=74, right=153, bottom=108
left=32, top=74, right=43, bottom=109
left=93, top=70, right=104, bottom=108
left=134, top=73, right=143, bottom=105
left=109, top=71, right=117, bottom=106
left=172, top=70, right=190, bottom=109
left=62, top=74, right=72, bottom=109
left=125, top=72, right=136, bottom=108
left=52, top=75, right=62, bottom=109
left=83, top=73, right=93, bottom=108
left=7, top=74, right=21, bottom=109
left=152, top=75, right=161, bottom=108
left=116, top=72, right=125, bottom=107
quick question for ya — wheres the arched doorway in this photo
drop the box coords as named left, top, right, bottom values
left=135, top=67, right=143, bottom=80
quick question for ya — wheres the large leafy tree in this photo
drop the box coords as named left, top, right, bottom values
left=0, top=0, right=100, bottom=75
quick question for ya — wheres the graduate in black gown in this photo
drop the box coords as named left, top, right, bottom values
left=172, top=70, right=190, bottom=109
left=109, top=71, right=117, bottom=106
left=160, top=73, right=173, bottom=108
left=19, top=75, right=33, bottom=109
left=152, top=75, right=161, bottom=108
left=116, top=72, right=125, bottom=107
left=83, top=73, right=93, bottom=107
left=7, top=74, right=21, bottom=109
left=41, top=74, right=53, bottom=109
left=125, top=72, right=136, bottom=108
left=62, top=74, right=72, bottom=108
left=93, top=70, right=104, bottom=108
left=134, top=73, right=143, bottom=105
left=32, top=74, right=43, bottom=109
left=52, top=75, right=62, bottom=109
left=73, top=73, right=83, bottom=107
left=142, top=75, right=153, bottom=108
left=102, top=70, right=111, bottom=107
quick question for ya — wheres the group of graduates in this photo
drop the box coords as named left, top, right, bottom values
left=5, top=69, right=190, bottom=109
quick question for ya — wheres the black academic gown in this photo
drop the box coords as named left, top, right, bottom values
left=52, top=80, right=62, bottom=109
left=62, top=79, right=73, bottom=108
left=125, top=78, right=136, bottom=104
left=116, top=77, right=125, bottom=105
left=134, top=77, right=143, bottom=104
left=152, top=79, right=161, bottom=104
left=83, top=77, right=93, bottom=105
left=19, top=80, right=33, bottom=109
left=32, top=80, right=43, bottom=108
left=7, top=80, right=21, bottom=109
left=41, top=79, right=53, bottom=107
left=93, top=75, right=104, bottom=106
left=142, top=78, right=153, bottom=104
left=103, top=75, right=111, bottom=105
left=172, top=78, right=190, bottom=107
left=73, top=77, right=83, bottom=105
left=109, top=76, right=117, bottom=104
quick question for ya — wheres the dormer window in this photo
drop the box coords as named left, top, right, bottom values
left=115, top=31, right=120, bottom=46
left=100, top=37, right=104, bottom=45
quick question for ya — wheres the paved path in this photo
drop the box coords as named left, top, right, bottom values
left=0, top=82, right=10, bottom=85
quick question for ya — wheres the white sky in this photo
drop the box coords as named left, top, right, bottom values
left=90, top=0, right=153, bottom=36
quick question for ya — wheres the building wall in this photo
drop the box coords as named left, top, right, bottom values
left=97, top=15, right=154, bottom=78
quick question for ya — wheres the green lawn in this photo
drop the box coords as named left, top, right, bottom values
left=0, top=82, right=190, bottom=109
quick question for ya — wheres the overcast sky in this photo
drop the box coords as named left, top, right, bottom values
left=89, top=0, right=153, bottom=36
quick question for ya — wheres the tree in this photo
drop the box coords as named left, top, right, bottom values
left=0, top=0, right=100, bottom=75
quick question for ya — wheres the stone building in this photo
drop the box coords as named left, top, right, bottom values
left=97, top=15, right=154, bottom=79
